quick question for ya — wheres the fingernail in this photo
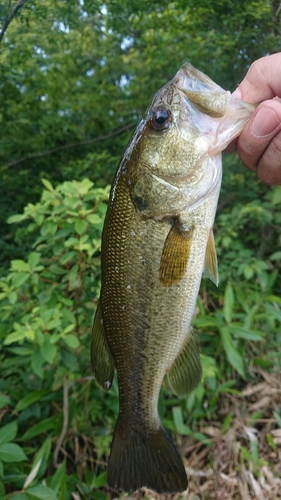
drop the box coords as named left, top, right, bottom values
left=251, top=107, right=280, bottom=137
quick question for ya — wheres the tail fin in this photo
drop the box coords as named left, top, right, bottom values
left=107, top=418, right=188, bottom=493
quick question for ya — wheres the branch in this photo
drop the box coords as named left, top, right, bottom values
left=0, top=0, right=29, bottom=42
left=6, top=122, right=135, bottom=168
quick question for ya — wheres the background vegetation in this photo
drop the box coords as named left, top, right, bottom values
left=0, top=1, right=281, bottom=498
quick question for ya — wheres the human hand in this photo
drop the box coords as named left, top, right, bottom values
left=227, top=53, right=281, bottom=185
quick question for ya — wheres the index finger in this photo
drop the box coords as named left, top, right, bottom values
left=234, top=53, right=281, bottom=103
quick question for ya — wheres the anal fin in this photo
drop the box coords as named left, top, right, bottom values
left=91, top=300, right=115, bottom=391
left=159, top=222, right=193, bottom=287
left=204, top=229, right=219, bottom=286
left=167, top=328, right=202, bottom=397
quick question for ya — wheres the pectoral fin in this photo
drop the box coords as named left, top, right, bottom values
left=91, top=301, right=115, bottom=391
left=167, top=328, right=202, bottom=397
left=159, top=223, right=193, bottom=287
left=203, top=229, right=219, bottom=286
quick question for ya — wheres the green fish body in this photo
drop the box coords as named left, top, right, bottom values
left=91, top=63, right=255, bottom=493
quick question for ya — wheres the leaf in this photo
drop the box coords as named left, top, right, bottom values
left=25, top=484, right=57, bottom=500
left=87, top=214, right=102, bottom=225
left=0, top=442, right=27, bottom=462
left=32, top=437, right=52, bottom=479
left=7, top=213, right=27, bottom=224
left=40, top=339, right=57, bottom=364
left=23, top=458, right=43, bottom=488
left=21, top=417, right=57, bottom=441
left=4, top=329, right=25, bottom=345
left=272, top=186, right=281, bottom=205
left=11, top=272, right=30, bottom=288
left=91, top=471, right=107, bottom=489
left=228, top=324, right=264, bottom=341
left=8, top=291, right=18, bottom=304
left=14, top=390, right=49, bottom=413
left=223, top=282, right=234, bottom=323
left=220, top=327, right=245, bottom=377
left=0, top=421, right=17, bottom=445
left=270, top=251, right=281, bottom=261
left=41, top=178, right=55, bottom=192
left=11, top=260, right=30, bottom=272
left=74, top=219, right=87, bottom=235
left=28, top=252, right=41, bottom=271
left=63, top=334, right=80, bottom=349
left=0, top=394, right=10, bottom=409
left=92, top=491, right=110, bottom=500
left=10, top=495, right=30, bottom=500
left=31, top=348, right=46, bottom=378
left=49, top=460, right=66, bottom=491
left=172, top=406, right=191, bottom=435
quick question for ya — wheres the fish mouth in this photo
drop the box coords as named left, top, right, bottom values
left=140, top=162, right=203, bottom=190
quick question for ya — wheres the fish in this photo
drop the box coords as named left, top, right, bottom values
left=91, top=63, right=255, bottom=494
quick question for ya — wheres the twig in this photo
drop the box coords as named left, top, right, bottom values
left=0, top=0, right=29, bottom=42
left=6, top=122, right=135, bottom=168
left=53, top=376, right=70, bottom=468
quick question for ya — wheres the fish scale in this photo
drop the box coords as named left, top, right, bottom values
left=91, top=62, right=255, bottom=493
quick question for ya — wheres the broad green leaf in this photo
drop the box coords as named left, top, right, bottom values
left=49, top=460, right=66, bottom=491
left=11, top=260, right=30, bottom=272
left=25, top=484, right=57, bottom=500
left=41, top=178, right=55, bottom=192
left=7, top=214, right=27, bottom=224
left=10, top=495, right=29, bottom=500
left=0, top=442, right=27, bottom=462
left=14, top=390, right=49, bottom=413
left=8, top=291, right=18, bottom=304
left=11, top=272, right=30, bottom=288
left=0, top=394, right=10, bottom=409
left=91, top=471, right=107, bottom=489
left=228, top=325, right=264, bottom=341
left=28, top=252, right=41, bottom=271
left=220, top=327, right=245, bottom=377
left=40, top=339, right=57, bottom=364
left=63, top=335, right=80, bottom=349
left=4, top=329, right=25, bottom=345
left=270, top=251, right=281, bottom=261
left=0, top=421, right=17, bottom=445
left=92, top=491, right=110, bottom=500
left=31, top=349, right=46, bottom=378
left=21, top=417, right=57, bottom=441
left=74, top=219, right=87, bottom=235
left=87, top=214, right=102, bottom=225
left=272, top=186, right=281, bottom=205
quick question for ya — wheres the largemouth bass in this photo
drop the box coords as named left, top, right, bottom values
left=91, top=63, right=255, bottom=493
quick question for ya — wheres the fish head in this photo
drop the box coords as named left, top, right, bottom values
left=126, top=63, right=255, bottom=219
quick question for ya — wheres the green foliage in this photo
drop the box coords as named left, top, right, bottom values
left=0, top=179, right=119, bottom=498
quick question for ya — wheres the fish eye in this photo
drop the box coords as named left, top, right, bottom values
left=150, top=107, right=172, bottom=131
